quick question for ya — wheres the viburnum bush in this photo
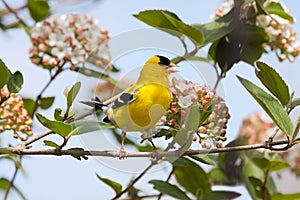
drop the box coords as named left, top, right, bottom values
left=1, top=0, right=300, bottom=200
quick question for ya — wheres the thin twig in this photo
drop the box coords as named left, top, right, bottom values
left=32, top=66, right=66, bottom=114
left=4, top=156, right=22, bottom=200
left=112, top=161, right=157, bottom=200
left=261, top=168, right=270, bottom=200
left=172, top=46, right=200, bottom=64
left=1, top=0, right=28, bottom=28
left=157, top=166, right=175, bottom=200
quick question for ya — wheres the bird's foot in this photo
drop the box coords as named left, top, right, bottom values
left=118, top=145, right=127, bottom=160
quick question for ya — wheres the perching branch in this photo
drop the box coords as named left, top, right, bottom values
left=0, top=139, right=291, bottom=158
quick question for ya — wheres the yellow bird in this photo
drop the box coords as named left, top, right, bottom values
left=82, top=55, right=177, bottom=158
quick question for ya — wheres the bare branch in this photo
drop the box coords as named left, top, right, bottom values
left=1, top=0, right=28, bottom=28
left=0, top=139, right=290, bottom=158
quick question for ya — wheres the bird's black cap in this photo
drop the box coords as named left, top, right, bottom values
left=156, top=55, right=171, bottom=66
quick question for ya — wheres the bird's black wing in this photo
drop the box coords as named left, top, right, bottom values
left=111, top=92, right=135, bottom=109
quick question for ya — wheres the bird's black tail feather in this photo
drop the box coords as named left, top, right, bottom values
left=80, top=96, right=105, bottom=111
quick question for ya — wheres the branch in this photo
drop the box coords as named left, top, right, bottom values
left=0, top=139, right=290, bottom=158
left=1, top=0, right=28, bottom=28
left=112, top=161, right=157, bottom=200
left=4, top=156, right=22, bottom=200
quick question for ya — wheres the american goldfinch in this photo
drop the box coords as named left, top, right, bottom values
left=82, top=55, right=177, bottom=158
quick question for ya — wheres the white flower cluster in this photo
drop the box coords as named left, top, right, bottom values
left=212, top=0, right=300, bottom=62
left=30, top=14, right=110, bottom=69
left=0, top=87, right=33, bottom=141
left=256, top=13, right=300, bottom=62
left=161, top=78, right=230, bottom=148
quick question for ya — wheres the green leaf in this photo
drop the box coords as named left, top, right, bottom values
left=68, top=147, right=88, bottom=160
left=237, top=76, right=293, bottom=138
left=66, top=82, right=81, bottom=109
left=40, top=96, right=55, bottom=109
left=289, top=97, right=300, bottom=112
left=0, top=178, right=25, bottom=199
left=36, top=113, right=72, bottom=137
left=165, top=157, right=188, bottom=167
left=185, top=105, right=201, bottom=131
left=249, top=176, right=271, bottom=200
left=252, top=157, right=290, bottom=172
left=96, top=174, right=122, bottom=195
left=193, top=10, right=234, bottom=45
left=43, top=140, right=59, bottom=148
left=22, top=98, right=36, bottom=118
left=54, top=108, right=64, bottom=121
left=149, top=180, right=191, bottom=200
left=204, top=190, right=241, bottom=200
left=0, top=59, right=9, bottom=89
left=0, top=178, right=9, bottom=190
left=208, top=168, right=229, bottom=185
left=174, top=158, right=210, bottom=197
left=255, top=62, right=290, bottom=105
left=27, top=0, right=50, bottom=22
left=70, top=120, right=114, bottom=135
left=265, top=2, right=294, bottom=23
left=272, top=192, right=300, bottom=200
left=134, top=10, right=203, bottom=45
left=7, top=71, right=23, bottom=93
left=188, top=154, right=215, bottom=166
left=174, top=129, right=192, bottom=149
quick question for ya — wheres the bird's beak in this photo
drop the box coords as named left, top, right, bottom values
left=167, top=62, right=179, bottom=73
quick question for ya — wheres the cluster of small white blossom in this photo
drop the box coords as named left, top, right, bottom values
left=29, top=14, right=110, bottom=69
left=256, top=13, right=300, bottom=62
left=212, top=0, right=300, bottom=62
left=160, top=78, right=230, bottom=148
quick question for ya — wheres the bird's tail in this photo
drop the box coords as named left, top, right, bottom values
left=80, top=97, right=107, bottom=111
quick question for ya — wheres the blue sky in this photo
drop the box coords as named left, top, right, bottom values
left=1, top=0, right=300, bottom=199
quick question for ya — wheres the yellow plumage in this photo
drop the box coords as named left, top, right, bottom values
left=107, top=55, right=176, bottom=132
left=82, top=55, right=177, bottom=158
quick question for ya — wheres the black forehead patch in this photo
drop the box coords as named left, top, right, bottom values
left=156, top=55, right=171, bottom=66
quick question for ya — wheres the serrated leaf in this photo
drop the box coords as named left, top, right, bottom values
left=272, top=192, right=300, bottom=200
left=149, top=180, right=191, bottom=200
left=134, top=10, right=203, bottom=45
left=27, top=0, right=50, bottom=22
left=40, top=96, right=55, bottom=109
left=22, top=98, right=36, bottom=118
left=67, top=82, right=81, bottom=109
left=7, top=71, right=23, bottom=93
left=96, top=174, right=122, bottom=195
left=237, top=76, right=293, bottom=138
left=0, top=59, right=9, bottom=89
left=174, top=158, right=211, bottom=197
left=36, top=113, right=72, bottom=137
left=255, top=61, right=290, bottom=105
left=43, top=140, right=59, bottom=148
